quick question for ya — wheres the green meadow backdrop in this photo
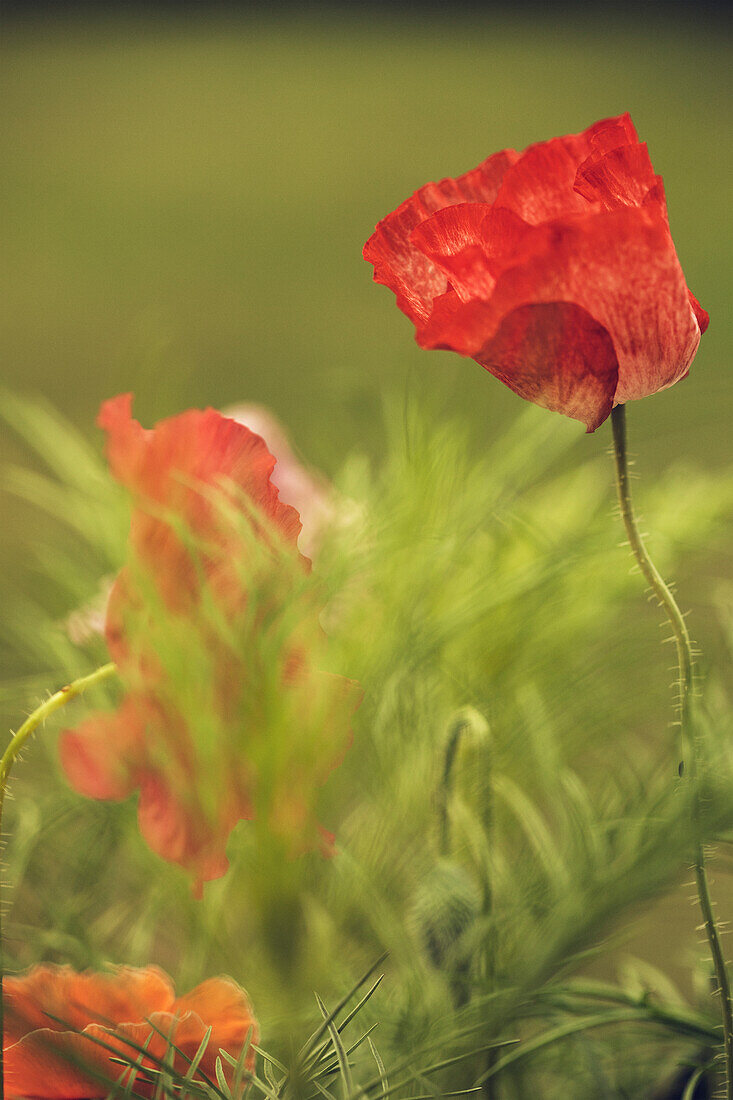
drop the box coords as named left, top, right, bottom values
left=1, top=11, right=730, bottom=470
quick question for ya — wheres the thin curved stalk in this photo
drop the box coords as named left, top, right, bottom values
left=439, top=712, right=497, bottom=1096
left=611, top=403, right=732, bottom=1097
left=0, top=661, right=116, bottom=1098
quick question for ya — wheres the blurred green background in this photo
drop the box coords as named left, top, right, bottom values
left=1, top=4, right=732, bottom=1052
left=1, top=8, right=730, bottom=476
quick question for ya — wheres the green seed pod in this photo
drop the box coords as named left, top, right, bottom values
left=410, top=858, right=482, bottom=972
left=438, top=705, right=492, bottom=853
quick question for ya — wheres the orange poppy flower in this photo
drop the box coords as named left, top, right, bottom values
left=4, top=964, right=257, bottom=1098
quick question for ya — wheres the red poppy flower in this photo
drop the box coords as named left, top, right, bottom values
left=64, top=405, right=337, bottom=644
left=4, top=964, right=258, bottom=1099
left=60, top=395, right=360, bottom=894
left=364, top=113, right=708, bottom=431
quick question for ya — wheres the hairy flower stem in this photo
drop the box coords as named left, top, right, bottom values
left=0, top=661, right=117, bottom=1099
left=611, top=403, right=733, bottom=1097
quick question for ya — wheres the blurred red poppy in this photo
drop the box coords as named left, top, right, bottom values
left=60, top=395, right=360, bottom=894
left=364, top=113, right=708, bottom=431
left=4, top=964, right=257, bottom=1098
left=64, top=404, right=346, bottom=645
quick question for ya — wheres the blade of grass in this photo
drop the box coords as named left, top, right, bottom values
left=218, top=1050, right=279, bottom=1100
left=315, top=992, right=354, bottom=1096
left=367, top=1037, right=387, bottom=1094
left=252, top=1046, right=287, bottom=1075
left=681, top=1064, right=712, bottom=1100
left=307, top=978, right=383, bottom=1075
left=298, top=955, right=387, bottom=1064
left=475, top=1008, right=671, bottom=1086
left=231, top=1026, right=255, bottom=1098
left=181, top=1027, right=213, bottom=1095
left=312, top=1023, right=379, bottom=1082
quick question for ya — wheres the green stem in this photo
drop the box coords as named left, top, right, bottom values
left=438, top=716, right=468, bottom=856
left=438, top=712, right=497, bottom=1097
left=0, top=661, right=116, bottom=1098
left=611, top=403, right=732, bottom=1097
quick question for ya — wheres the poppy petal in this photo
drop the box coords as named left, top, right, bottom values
left=99, top=396, right=304, bottom=569
left=136, top=771, right=238, bottom=896
left=583, top=112, right=639, bottom=158
left=363, top=149, right=519, bottom=323
left=411, top=203, right=530, bottom=301
left=493, top=135, right=599, bottom=224
left=173, top=977, right=258, bottom=1069
left=4, top=965, right=174, bottom=1041
left=59, top=698, right=145, bottom=801
left=574, top=141, right=664, bottom=211
left=6, top=1028, right=115, bottom=1099
left=492, top=114, right=638, bottom=226
left=476, top=301, right=619, bottom=432
left=688, top=290, right=710, bottom=335
left=418, top=207, right=700, bottom=408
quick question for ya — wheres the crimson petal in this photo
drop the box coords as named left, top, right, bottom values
left=363, top=149, right=518, bottom=323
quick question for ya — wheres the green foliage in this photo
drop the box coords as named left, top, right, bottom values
left=2, top=392, right=733, bottom=1097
